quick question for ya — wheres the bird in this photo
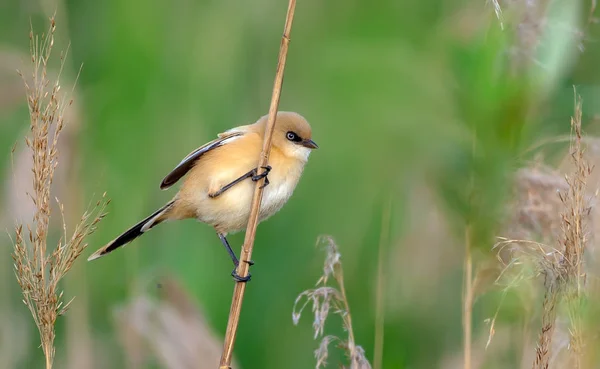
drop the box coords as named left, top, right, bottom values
left=86, top=111, right=318, bottom=282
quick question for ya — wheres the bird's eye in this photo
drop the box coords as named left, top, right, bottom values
left=286, top=132, right=297, bottom=141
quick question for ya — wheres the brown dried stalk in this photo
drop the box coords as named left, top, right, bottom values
left=293, top=236, right=372, bottom=369
left=532, top=270, right=561, bottom=369
left=218, top=1, right=297, bottom=368
left=463, top=121, right=478, bottom=369
left=463, top=225, right=473, bottom=369
left=530, top=91, right=591, bottom=369
left=10, top=17, right=108, bottom=369
left=483, top=95, right=594, bottom=365
left=373, top=200, right=392, bottom=369
left=557, top=92, right=590, bottom=368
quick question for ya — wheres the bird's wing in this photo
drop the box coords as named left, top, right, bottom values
left=159, top=129, right=248, bottom=190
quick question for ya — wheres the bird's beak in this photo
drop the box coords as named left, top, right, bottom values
left=301, top=138, right=318, bottom=149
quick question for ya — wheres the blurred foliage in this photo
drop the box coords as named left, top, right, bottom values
left=1, top=0, right=600, bottom=368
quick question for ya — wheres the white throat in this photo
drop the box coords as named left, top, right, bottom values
left=290, top=146, right=311, bottom=162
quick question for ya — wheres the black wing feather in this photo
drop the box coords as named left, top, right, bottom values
left=159, top=132, right=243, bottom=190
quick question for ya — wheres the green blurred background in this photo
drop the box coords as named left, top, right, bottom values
left=2, top=0, right=600, bottom=368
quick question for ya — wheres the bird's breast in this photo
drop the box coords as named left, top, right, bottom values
left=260, top=171, right=298, bottom=217
left=190, top=152, right=306, bottom=233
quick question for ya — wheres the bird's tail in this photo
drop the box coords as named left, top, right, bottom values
left=87, top=200, right=175, bottom=261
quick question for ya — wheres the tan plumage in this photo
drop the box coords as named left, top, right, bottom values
left=87, top=111, right=317, bottom=279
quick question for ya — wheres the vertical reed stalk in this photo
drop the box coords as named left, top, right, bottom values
left=463, top=225, right=473, bottom=369
left=373, top=199, right=391, bottom=369
left=218, top=1, right=297, bottom=367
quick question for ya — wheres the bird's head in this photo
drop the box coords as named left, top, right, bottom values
left=266, top=111, right=318, bottom=162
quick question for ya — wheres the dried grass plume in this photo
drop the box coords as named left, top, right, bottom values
left=293, top=236, right=373, bottom=369
left=490, top=91, right=593, bottom=369
left=10, top=17, right=108, bottom=369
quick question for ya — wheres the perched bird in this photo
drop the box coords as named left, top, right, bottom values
left=87, top=111, right=318, bottom=282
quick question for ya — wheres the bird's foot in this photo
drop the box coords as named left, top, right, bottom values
left=252, top=165, right=272, bottom=189
left=231, top=259, right=254, bottom=282
left=231, top=267, right=252, bottom=282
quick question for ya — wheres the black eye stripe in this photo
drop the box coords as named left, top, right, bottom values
left=286, top=131, right=302, bottom=142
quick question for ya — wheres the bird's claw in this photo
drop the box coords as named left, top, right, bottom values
left=259, top=177, right=270, bottom=189
left=244, top=259, right=255, bottom=266
left=252, top=165, right=271, bottom=189
left=252, top=165, right=271, bottom=181
left=231, top=268, right=252, bottom=282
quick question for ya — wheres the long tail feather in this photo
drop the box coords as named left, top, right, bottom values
left=87, top=200, right=174, bottom=261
